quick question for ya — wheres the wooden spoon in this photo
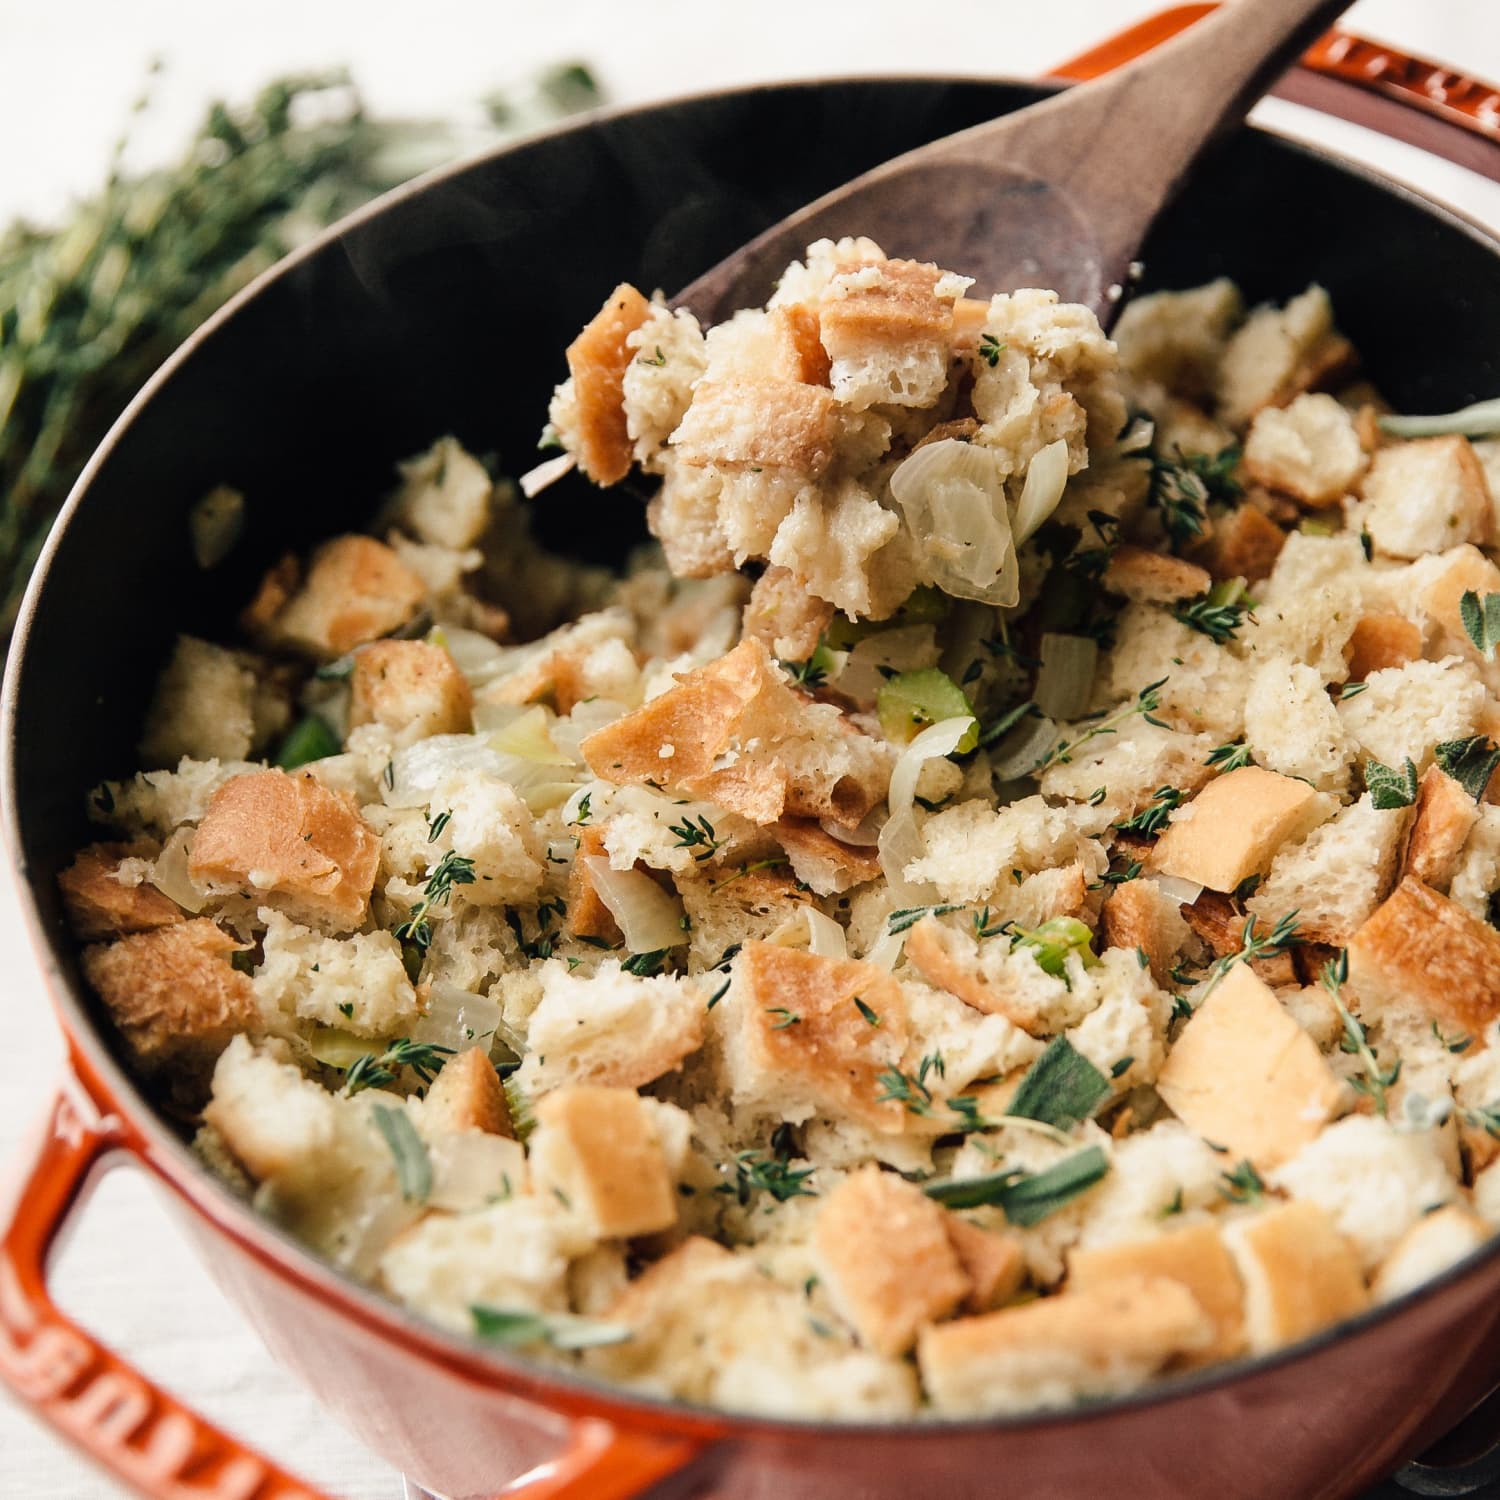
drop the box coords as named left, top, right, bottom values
left=674, top=0, right=1353, bottom=328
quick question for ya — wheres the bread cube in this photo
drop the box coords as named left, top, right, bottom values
left=1113, top=278, right=1242, bottom=402
left=1216, top=285, right=1343, bottom=428
left=139, top=635, right=259, bottom=767
left=422, top=1046, right=512, bottom=1137
left=1417, top=543, right=1500, bottom=661
left=58, top=842, right=185, bottom=941
left=1344, top=613, right=1422, bottom=680
left=1373, top=1204, right=1490, bottom=1303
left=1361, top=436, right=1493, bottom=559
left=1222, top=1201, right=1367, bottom=1354
left=566, top=825, right=624, bottom=943
left=1403, top=767, right=1480, bottom=892
left=1348, top=875, right=1500, bottom=1039
left=558, top=282, right=653, bottom=485
left=389, top=436, right=493, bottom=550
left=813, top=1166, right=972, bottom=1355
left=1242, top=393, right=1365, bottom=506
left=1067, top=1220, right=1244, bottom=1364
left=1243, top=657, right=1355, bottom=793
left=253, top=536, right=426, bottom=661
left=1101, top=879, right=1192, bottom=987
left=82, top=918, right=256, bottom=1077
left=944, top=1215, right=1025, bottom=1313
left=742, top=564, right=835, bottom=662
left=1338, top=657, right=1485, bottom=773
left=673, top=377, right=839, bottom=475
left=917, top=1275, right=1213, bottom=1416
left=348, top=640, right=473, bottom=745
left=1149, top=766, right=1330, bottom=893
left=1179, top=891, right=1295, bottom=986
left=1187, top=503, right=1286, bottom=585
left=775, top=818, right=883, bottom=896
left=528, top=1086, right=677, bottom=1238
left=188, top=769, right=381, bottom=932
left=1155, top=965, right=1343, bottom=1168
left=1102, top=545, right=1212, bottom=604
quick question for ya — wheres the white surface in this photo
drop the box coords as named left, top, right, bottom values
left=1, top=2, right=1498, bottom=1496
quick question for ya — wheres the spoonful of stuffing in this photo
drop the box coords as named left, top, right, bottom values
left=673, top=0, right=1353, bottom=329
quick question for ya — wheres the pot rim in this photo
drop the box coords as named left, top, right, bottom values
left=8, top=68, right=1500, bottom=1445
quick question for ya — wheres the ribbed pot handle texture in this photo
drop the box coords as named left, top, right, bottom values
left=0, top=1081, right=698, bottom=1500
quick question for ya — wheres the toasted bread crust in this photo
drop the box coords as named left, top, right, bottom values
left=813, top=1165, right=972, bottom=1355
left=904, top=916, right=1035, bottom=1032
left=1419, top=544, right=1500, bottom=662
left=944, top=1215, right=1025, bottom=1314
left=1103, top=546, right=1212, bottom=605
left=673, top=378, right=840, bottom=475
left=775, top=817, right=883, bottom=895
left=1179, top=890, right=1297, bottom=987
left=1403, top=767, right=1479, bottom=892
left=1102, top=879, right=1186, bottom=987
left=58, top=842, right=185, bottom=941
left=1345, top=613, right=1423, bottom=680
left=1188, top=504, right=1286, bottom=584
left=743, top=565, right=835, bottom=663
left=188, top=769, right=381, bottom=931
left=423, top=1046, right=512, bottom=1137
left=1348, top=875, right=1500, bottom=1040
left=566, top=283, right=653, bottom=484
left=82, top=919, right=255, bottom=1076
left=349, top=640, right=473, bottom=741
left=566, top=825, right=625, bottom=944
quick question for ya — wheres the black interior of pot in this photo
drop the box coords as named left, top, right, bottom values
left=11, top=76, right=1500, bottom=1054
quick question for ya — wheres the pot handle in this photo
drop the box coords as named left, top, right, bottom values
left=1052, top=4, right=1500, bottom=185
left=0, top=1081, right=700, bottom=1500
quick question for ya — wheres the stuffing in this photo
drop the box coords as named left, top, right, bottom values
left=1348, top=876, right=1500, bottom=1039
left=1187, top=502, right=1287, bottom=584
left=917, top=1275, right=1213, bottom=1416
left=1345, top=613, right=1423, bottom=680
left=91, top=756, right=260, bottom=841
left=1066, top=951, right=1170, bottom=1091
left=57, top=841, right=185, bottom=941
left=1247, top=793, right=1408, bottom=945
left=249, top=536, right=427, bottom=661
left=1038, top=720, right=1216, bottom=824
left=1449, top=806, right=1500, bottom=921
left=425, top=773, right=545, bottom=907
left=742, top=565, right=835, bottom=663
left=1222, top=1201, right=1368, bottom=1354
left=251, top=909, right=417, bottom=1038
left=673, top=377, right=841, bottom=475
left=1242, top=657, right=1355, bottom=792
left=1337, top=656, right=1486, bottom=771
left=139, top=635, right=260, bottom=767
left=82, top=919, right=256, bottom=1077
left=812, top=1166, right=972, bottom=1355
left=1155, top=965, right=1344, bottom=1168
left=388, top=436, right=493, bottom=550
left=348, top=640, right=473, bottom=746
left=1150, top=766, right=1332, bottom=894
left=1372, top=1204, right=1490, bottom=1304
left=515, top=959, right=705, bottom=1095
left=1270, top=1115, right=1458, bottom=1270
left=620, top=304, right=708, bottom=463
left=1100, top=879, right=1192, bottom=987
left=1242, top=393, right=1366, bottom=506
left=775, top=818, right=883, bottom=896
left=1101, top=545, right=1211, bottom=604
left=945, top=1216, right=1026, bottom=1313
left=645, top=458, right=735, bottom=579
left=552, top=282, right=653, bottom=485
left=188, top=769, right=382, bottom=932
left=1415, top=544, right=1500, bottom=664
left=527, top=1086, right=679, bottom=1239
left=421, top=1046, right=512, bottom=1137
left=1075, top=1121, right=1227, bottom=1249
left=1360, top=436, right=1492, bottom=560
left=1113, top=278, right=1242, bottom=402
left=1216, top=285, right=1347, bottom=429
left=1403, top=767, right=1480, bottom=891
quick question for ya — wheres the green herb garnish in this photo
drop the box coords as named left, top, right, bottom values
left=1461, top=589, right=1500, bottom=659
left=1012, top=917, right=1100, bottom=980
left=394, top=850, right=477, bottom=950
left=343, top=1037, right=455, bottom=1096
left=1366, top=756, right=1418, bottom=810
left=1217, top=1159, right=1266, bottom=1204
left=1114, top=785, right=1184, bottom=837
left=1322, top=949, right=1399, bottom=1116
left=471, top=1305, right=631, bottom=1351
left=1007, top=1037, right=1109, bottom=1131
left=1435, top=736, right=1500, bottom=801
left=923, top=1145, right=1109, bottom=1225
left=371, top=1102, right=432, bottom=1203
left=1206, top=741, right=1253, bottom=772
left=274, top=713, right=340, bottom=769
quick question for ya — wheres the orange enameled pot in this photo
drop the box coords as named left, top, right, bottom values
left=6, top=14, right=1500, bottom=1499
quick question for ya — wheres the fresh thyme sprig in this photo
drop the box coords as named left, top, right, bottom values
left=1033, top=678, right=1169, bottom=772
left=343, top=1037, right=455, bottom=1095
left=668, top=814, right=726, bottom=863
left=394, top=850, right=477, bottom=950
left=720, top=1150, right=817, bottom=1206
left=1114, top=785, right=1184, bottom=837
left=1198, top=911, right=1302, bottom=999
left=1321, top=950, right=1400, bottom=1116
left=1147, top=445, right=1242, bottom=549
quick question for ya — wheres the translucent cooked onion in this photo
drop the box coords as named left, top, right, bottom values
left=489, top=706, right=575, bottom=766
left=990, top=714, right=1059, bottom=780
left=878, top=715, right=975, bottom=903
left=1034, top=634, right=1098, bottom=722
left=820, top=809, right=884, bottom=847
left=437, top=627, right=508, bottom=687
left=412, top=980, right=502, bottom=1054
left=888, top=439, right=1019, bottom=606
left=386, top=733, right=578, bottom=811
left=1151, top=873, right=1204, bottom=907
left=427, top=1132, right=527, bottom=1212
left=305, top=1026, right=373, bottom=1070
left=583, top=858, right=687, bottom=953
left=863, top=929, right=907, bottom=971
left=837, top=626, right=939, bottom=706
left=519, top=452, right=577, bottom=498
left=149, top=826, right=208, bottom=914
left=1012, top=439, right=1071, bottom=545
left=804, top=907, right=848, bottom=959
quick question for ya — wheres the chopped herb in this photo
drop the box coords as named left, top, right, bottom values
left=782, top=648, right=838, bottom=690
left=978, top=333, right=1007, bottom=367
left=1012, top=917, right=1100, bottom=981
left=923, top=1145, right=1110, bottom=1225
left=887, top=903, right=961, bottom=935
left=274, top=713, right=340, bottom=770
left=1114, top=785, right=1183, bottom=837
left=371, top=1103, right=431, bottom=1203
left=1200, top=911, right=1302, bottom=998
left=1170, top=993, right=1194, bottom=1023
left=1206, top=741, right=1253, bottom=772
left=977, top=698, right=1041, bottom=751
left=637, top=345, right=667, bottom=367
left=343, top=1037, right=455, bottom=1095
left=973, top=906, right=1010, bottom=940
left=1088, top=786, right=1108, bottom=806
left=1136, top=946, right=1150, bottom=970
left=1110, top=1056, right=1135, bottom=1079
left=1322, top=950, right=1399, bottom=1116
left=622, top=949, right=671, bottom=977
left=1233, top=873, right=1263, bottom=902
left=1007, top=1037, right=1110, bottom=1130
left=1218, top=1159, right=1265, bottom=1204
left=1173, top=590, right=1249, bottom=645
left=1359, top=528, right=1374, bottom=562
left=766, top=1007, right=801, bottom=1030
left=1339, top=681, right=1368, bottom=701
left=1160, top=1188, right=1184, bottom=1218
left=1365, top=756, right=1418, bottom=810
left=1148, top=445, right=1241, bottom=548
left=1433, top=1021, right=1473, bottom=1055
left=574, top=792, right=593, bottom=825
left=383, top=760, right=396, bottom=792
left=668, top=814, right=726, bottom=862
left=876, top=1054, right=949, bottom=1118
left=712, top=857, right=789, bottom=891
left=1461, top=589, right=1500, bottom=658
left=961, top=659, right=984, bottom=686
left=1088, top=858, right=1144, bottom=891
left=853, top=996, right=881, bottom=1027
left=394, top=850, right=477, bottom=950
left=1435, top=736, right=1500, bottom=801
left=1034, top=678, right=1167, bottom=771
left=471, top=1305, right=631, bottom=1351
left=426, top=809, right=452, bottom=843
left=337, top=1001, right=354, bottom=1018
left=314, top=655, right=356, bottom=682
left=721, top=1150, right=816, bottom=1206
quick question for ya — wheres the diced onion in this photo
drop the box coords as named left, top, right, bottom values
left=519, top=452, right=577, bottom=498
left=489, top=706, right=575, bottom=766
left=386, top=733, right=578, bottom=811
left=821, top=809, right=883, bottom=847
left=837, top=626, right=939, bottom=706
left=412, top=980, right=502, bottom=1054
left=878, top=715, right=975, bottom=903
left=1011, top=439, right=1071, bottom=545
left=863, top=929, right=907, bottom=971
left=804, top=908, right=848, bottom=959
left=551, top=698, right=632, bottom=760
left=1034, top=634, right=1098, bottom=722
left=888, top=439, right=1019, bottom=606
left=990, top=714, right=1059, bottom=780
left=306, top=1026, right=375, bottom=1070
left=1150, top=873, right=1204, bottom=907
left=583, top=858, right=687, bottom=953
left=427, top=1133, right=527, bottom=1213
left=436, top=627, right=508, bottom=687
left=149, top=826, right=208, bottom=914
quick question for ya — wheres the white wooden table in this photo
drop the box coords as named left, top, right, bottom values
left=2, top=2, right=1498, bottom=1494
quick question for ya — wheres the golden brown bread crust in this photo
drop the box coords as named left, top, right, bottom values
left=738, top=942, right=909, bottom=1133
left=1188, top=504, right=1287, bottom=584
left=348, top=639, right=473, bottom=739
left=772, top=304, right=832, bottom=387
left=1275, top=332, right=1359, bottom=413
left=565, top=283, right=652, bottom=485
left=817, top=258, right=954, bottom=351
left=565, top=825, right=625, bottom=944
left=1403, top=767, right=1479, bottom=893
left=813, top=1165, right=972, bottom=1356
left=1155, top=963, right=1343, bottom=1168
left=774, top=817, right=883, bottom=895
left=1344, top=613, right=1423, bottom=680
left=672, top=378, right=840, bottom=474
left=742, top=565, right=834, bottom=663
left=1102, top=879, right=1183, bottom=988
left=1102, top=545, right=1212, bottom=605
left=1348, top=875, right=1500, bottom=1041
left=188, top=769, right=381, bottom=932
left=240, top=553, right=300, bottom=638
left=1067, top=1221, right=1245, bottom=1365
left=1419, top=544, right=1500, bottom=662
left=58, top=842, right=185, bottom=941
left=904, top=915, right=1029, bottom=1030
left=422, top=1046, right=512, bottom=1137
left=944, top=1215, right=1025, bottom=1314
left=82, top=919, right=256, bottom=1076
left=1179, top=890, right=1297, bottom=987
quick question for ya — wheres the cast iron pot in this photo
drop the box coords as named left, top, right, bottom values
left=7, top=31, right=1500, bottom=1500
